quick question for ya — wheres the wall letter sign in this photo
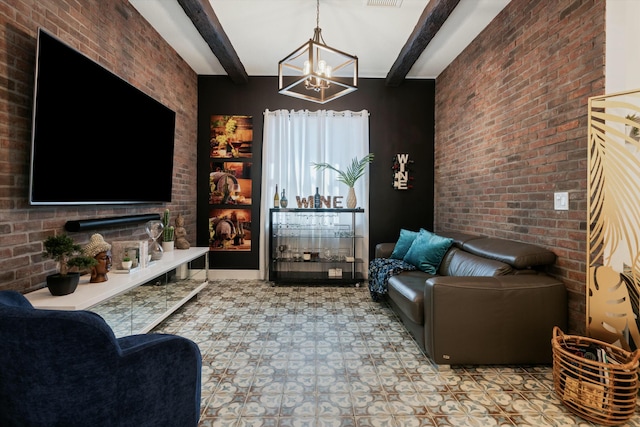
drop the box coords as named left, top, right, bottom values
left=392, top=153, right=414, bottom=190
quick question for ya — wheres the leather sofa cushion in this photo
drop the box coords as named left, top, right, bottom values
left=438, top=247, right=512, bottom=276
left=387, top=270, right=435, bottom=324
left=462, top=237, right=556, bottom=269
left=437, top=231, right=483, bottom=248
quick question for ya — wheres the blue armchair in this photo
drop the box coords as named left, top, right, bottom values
left=0, top=290, right=201, bottom=427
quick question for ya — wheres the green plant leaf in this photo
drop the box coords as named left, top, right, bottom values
left=312, top=153, right=374, bottom=187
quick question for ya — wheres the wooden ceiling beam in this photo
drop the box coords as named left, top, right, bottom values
left=385, top=0, right=461, bottom=86
left=177, top=0, right=248, bottom=84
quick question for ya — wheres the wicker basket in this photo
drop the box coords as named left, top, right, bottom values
left=552, top=326, right=640, bottom=425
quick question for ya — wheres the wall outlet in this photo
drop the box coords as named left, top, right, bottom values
left=554, top=192, right=569, bottom=210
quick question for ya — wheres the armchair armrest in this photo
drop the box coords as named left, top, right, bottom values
left=375, top=243, right=395, bottom=258
left=117, top=334, right=202, bottom=427
left=423, top=275, right=567, bottom=365
left=0, top=290, right=34, bottom=308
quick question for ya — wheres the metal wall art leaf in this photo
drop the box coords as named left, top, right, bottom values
left=587, top=89, right=640, bottom=350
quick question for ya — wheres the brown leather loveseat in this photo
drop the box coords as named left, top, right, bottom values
left=374, top=231, right=568, bottom=366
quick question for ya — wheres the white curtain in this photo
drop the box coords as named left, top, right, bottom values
left=260, top=109, right=370, bottom=280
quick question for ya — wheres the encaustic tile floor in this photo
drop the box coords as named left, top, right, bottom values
left=152, top=280, right=640, bottom=427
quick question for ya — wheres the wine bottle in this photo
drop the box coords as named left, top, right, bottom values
left=314, top=187, right=321, bottom=208
left=274, top=185, right=280, bottom=208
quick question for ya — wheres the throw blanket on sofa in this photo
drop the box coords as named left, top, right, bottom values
left=368, top=258, right=416, bottom=301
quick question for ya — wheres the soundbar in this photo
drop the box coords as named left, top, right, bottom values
left=65, top=214, right=161, bottom=232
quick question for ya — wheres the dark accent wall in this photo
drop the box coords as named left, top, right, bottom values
left=198, top=77, right=435, bottom=269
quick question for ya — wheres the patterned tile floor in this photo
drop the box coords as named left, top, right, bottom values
left=150, top=280, right=640, bottom=427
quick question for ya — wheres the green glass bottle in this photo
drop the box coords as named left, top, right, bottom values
left=273, top=184, right=279, bottom=208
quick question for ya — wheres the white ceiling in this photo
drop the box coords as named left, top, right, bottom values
left=129, top=0, right=511, bottom=79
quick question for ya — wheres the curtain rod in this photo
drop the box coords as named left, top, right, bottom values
left=264, top=109, right=369, bottom=117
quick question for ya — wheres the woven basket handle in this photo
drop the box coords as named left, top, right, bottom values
left=628, top=348, right=640, bottom=365
left=552, top=325, right=567, bottom=347
left=552, top=326, right=564, bottom=339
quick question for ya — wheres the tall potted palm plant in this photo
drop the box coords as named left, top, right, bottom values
left=312, top=153, right=374, bottom=209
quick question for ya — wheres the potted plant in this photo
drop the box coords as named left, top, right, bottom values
left=42, top=234, right=98, bottom=296
left=121, top=255, right=133, bottom=270
left=162, top=209, right=175, bottom=252
left=312, top=153, right=375, bottom=209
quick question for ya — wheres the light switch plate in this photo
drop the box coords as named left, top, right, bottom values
left=554, top=192, right=569, bottom=210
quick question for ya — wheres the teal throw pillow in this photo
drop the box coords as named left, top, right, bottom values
left=390, top=229, right=420, bottom=259
left=403, top=229, right=453, bottom=274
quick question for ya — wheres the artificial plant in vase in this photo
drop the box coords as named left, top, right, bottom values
left=121, top=254, right=133, bottom=270
left=312, top=153, right=374, bottom=209
left=162, top=209, right=175, bottom=251
left=42, top=234, right=98, bottom=296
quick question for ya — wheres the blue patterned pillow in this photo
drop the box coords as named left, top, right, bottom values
left=403, top=229, right=453, bottom=274
left=390, top=229, right=420, bottom=260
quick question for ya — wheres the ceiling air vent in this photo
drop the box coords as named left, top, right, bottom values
left=363, top=0, right=403, bottom=7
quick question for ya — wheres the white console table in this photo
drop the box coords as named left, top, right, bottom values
left=26, top=247, right=209, bottom=337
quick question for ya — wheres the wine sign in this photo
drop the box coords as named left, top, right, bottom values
left=295, top=195, right=344, bottom=208
left=392, top=153, right=414, bottom=190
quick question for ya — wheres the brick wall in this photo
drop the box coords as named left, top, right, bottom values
left=435, top=0, right=605, bottom=334
left=0, top=0, right=197, bottom=292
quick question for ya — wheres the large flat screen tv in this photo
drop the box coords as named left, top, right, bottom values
left=29, top=28, right=176, bottom=205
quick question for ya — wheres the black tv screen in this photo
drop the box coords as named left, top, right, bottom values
left=29, top=28, right=176, bottom=205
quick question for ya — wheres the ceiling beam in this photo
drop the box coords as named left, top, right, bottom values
left=177, top=0, right=248, bottom=84
left=385, top=0, right=461, bottom=86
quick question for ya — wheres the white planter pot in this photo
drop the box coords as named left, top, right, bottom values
left=162, top=241, right=174, bottom=252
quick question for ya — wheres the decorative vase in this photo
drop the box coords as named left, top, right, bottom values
left=346, top=187, right=357, bottom=209
left=162, top=241, right=174, bottom=252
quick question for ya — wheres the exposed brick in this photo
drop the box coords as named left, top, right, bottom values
left=0, top=0, right=197, bottom=291
left=435, top=0, right=604, bottom=334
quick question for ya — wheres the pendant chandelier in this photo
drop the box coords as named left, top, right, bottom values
left=278, top=0, right=358, bottom=104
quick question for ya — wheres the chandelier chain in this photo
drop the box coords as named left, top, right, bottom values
left=314, top=0, right=325, bottom=44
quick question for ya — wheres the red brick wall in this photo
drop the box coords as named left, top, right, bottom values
left=0, top=0, right=197, bottom=292
left=435, top=0, right=605, bottom=334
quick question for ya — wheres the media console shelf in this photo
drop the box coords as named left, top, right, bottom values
left=25, top=247, right=209, bottom=337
